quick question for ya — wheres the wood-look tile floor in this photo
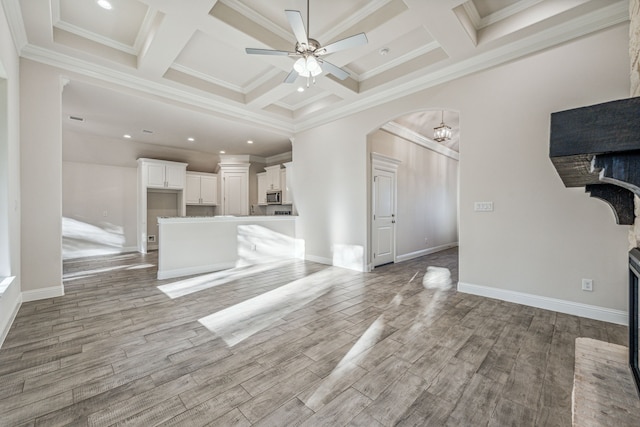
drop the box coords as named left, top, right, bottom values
left=0, top=248, right=628, bottom=426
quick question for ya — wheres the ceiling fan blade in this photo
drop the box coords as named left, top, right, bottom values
left=319, top=60, right=350, bottom=80
left=245, top=48, right=291, bottom=56
left=318, top=33, right=368, bottom=55
left=284, top=69, right=299, bottom=84
left=285, top=10, right=308, bottom=47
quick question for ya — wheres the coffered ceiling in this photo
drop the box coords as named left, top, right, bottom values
left=2, top=0, right=629, bottom=157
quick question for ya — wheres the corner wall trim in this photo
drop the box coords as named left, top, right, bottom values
left=457, top=282, right=627, bottom=325
left=21, top=285, right=64, bottom=302
left=396, top=242, right=459, bottom=263
left=0, top=293, right=22, bottom=349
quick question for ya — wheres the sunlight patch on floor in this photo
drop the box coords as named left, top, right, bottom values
left=62, top=263, right=156, bottom=280
left=305, top=314, right=385, bottom=409
left=157, top=260, right=294, bottom=299
left=198, top=267, right=341, bottom=347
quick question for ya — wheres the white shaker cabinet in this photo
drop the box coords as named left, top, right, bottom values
left=137, top=158, right=188, bottom=253
left=186, top=172, right=217, bottom=205
left=145, top=161, right=185, bottom=189
left=257, top=172, right=267, bottom=205
left=265, top=165, right=281, bottom=191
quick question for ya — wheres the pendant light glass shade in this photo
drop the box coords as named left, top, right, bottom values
left=433, top=111, right=452, bottom=142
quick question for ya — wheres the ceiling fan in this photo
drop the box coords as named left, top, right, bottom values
left=245, top=0, right=368, bottom=86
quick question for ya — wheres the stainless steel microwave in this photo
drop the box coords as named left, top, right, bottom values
left=266, top=190, right=282, bottom=204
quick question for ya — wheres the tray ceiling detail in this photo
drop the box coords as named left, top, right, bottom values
left=4, top=0, right=629, bottom=154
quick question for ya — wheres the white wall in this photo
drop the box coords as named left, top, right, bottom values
left=293, top=23, right=630, bottom=314
left=293, top=119, right=368, bottom=268
left=0, top=0, right=22, bottom=346
left=62, top=161, right=137, bottom=258
left=369, top=129, right=458, bottom=258
left=20, top=59, right=64, bottom=297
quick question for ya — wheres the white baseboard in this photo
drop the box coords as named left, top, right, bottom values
left=157, top=262, right=236, bottom=280
left=396, top=242, right=459, bottom=263
left=305, top=254, right=332, bottom=266
left=22, top=285, right=65, bottom=302
left=458, top=282, right=627, bottom=325
left=0, top=284, right=22, bottom=349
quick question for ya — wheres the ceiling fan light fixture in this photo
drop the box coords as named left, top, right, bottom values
left=294, top=56, right=322, bottom=77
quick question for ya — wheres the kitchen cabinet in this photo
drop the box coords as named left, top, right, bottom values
left=257, top=172, right=267, bottom=205
left=280, top=169, right=290, bottom=205
left=137, top=158, right=188, bottom=254
left=282, top=162, right=293, bottom=205
left=144, top=161, right=185, bottom=189
left=186, top=172, right=217, bottom=205
left=218, top=162, right=249, bottom=216
left=265, top=165, right=281, bottom=191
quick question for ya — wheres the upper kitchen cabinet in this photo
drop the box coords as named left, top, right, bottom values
left=186, top=172, right=217, bottom=205
left=265, top=165, right=281, bottom=191
left=140, top=158, right=187, bottom=190
left=257, top=172, right=267, bottom=205
left=137, top=158, right=188, bottom=253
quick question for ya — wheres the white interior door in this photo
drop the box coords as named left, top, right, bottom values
left=372, top=167, right=396, bottom=267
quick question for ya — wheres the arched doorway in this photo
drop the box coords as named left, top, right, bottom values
left=366, top=109, right=460, bottom=270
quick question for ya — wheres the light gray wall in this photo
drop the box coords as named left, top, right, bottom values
left=62, top=161, right=137, bottom=258
left=20, top=59, right=63, bottom=295
left=369, top=129, right=458, bottom=258
left=294, top=23, right=630, bottom=311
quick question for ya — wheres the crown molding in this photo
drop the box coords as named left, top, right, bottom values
left=381, top=121, right=459, bottom=161
left=357, top=40, right=441, bottom=81
left=317, top=0, right=392, bottom=46
left=463, top=0, right=544, bottom=30
left=1, top=0, right=27, bottom=53
left=293, top=0, right=629, bottom=133
left=219, top=0, right=293, bottom=43
left=19, top=43, right=295, bottom=134
left=170, top=63, right=245, bottom=94
left=53, top=21, right=139, bottom=55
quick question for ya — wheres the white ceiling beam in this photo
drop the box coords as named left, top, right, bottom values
left=404, top=0, right=477, bottom=58
left=136, top=0, right=218, bottom=77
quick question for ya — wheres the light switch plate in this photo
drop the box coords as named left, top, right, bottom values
left=474, top=201, right=494, bottom=212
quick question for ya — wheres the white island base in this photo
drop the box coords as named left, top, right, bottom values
left=157, top=216, right=300, bottom=280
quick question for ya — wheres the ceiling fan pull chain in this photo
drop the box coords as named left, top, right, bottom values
left=306, top=74, right=310, bottom=88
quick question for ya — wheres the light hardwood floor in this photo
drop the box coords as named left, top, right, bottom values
left=0, top=248, right=628, bottom=426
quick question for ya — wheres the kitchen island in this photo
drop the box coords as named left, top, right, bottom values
left=157, top=216, right=300, bottom=279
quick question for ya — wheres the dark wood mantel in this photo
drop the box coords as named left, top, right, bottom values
left=550, top=96, right=640, bottom=224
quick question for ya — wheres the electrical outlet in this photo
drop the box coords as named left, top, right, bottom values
left=581, top=278, right=593, bottom=292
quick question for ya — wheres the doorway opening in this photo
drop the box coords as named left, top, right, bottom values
left=367, top=109, right=460, bottom=271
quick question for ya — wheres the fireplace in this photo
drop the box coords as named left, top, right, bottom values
left=549, top=97, right=640, bottom=399
left=630, top=247, right=640, bottom=397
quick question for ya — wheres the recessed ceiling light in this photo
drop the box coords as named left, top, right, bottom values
left=97, top=0, right=112, bottom=10
left=219, top=150, right=226, bottom=154
left=187, top=137, right=195, bottom=142
left=123, top=134, right=131, bottom=139
left=247, top=140, right=253, bottom=144
left=297, top=87, right=304, bottom=93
